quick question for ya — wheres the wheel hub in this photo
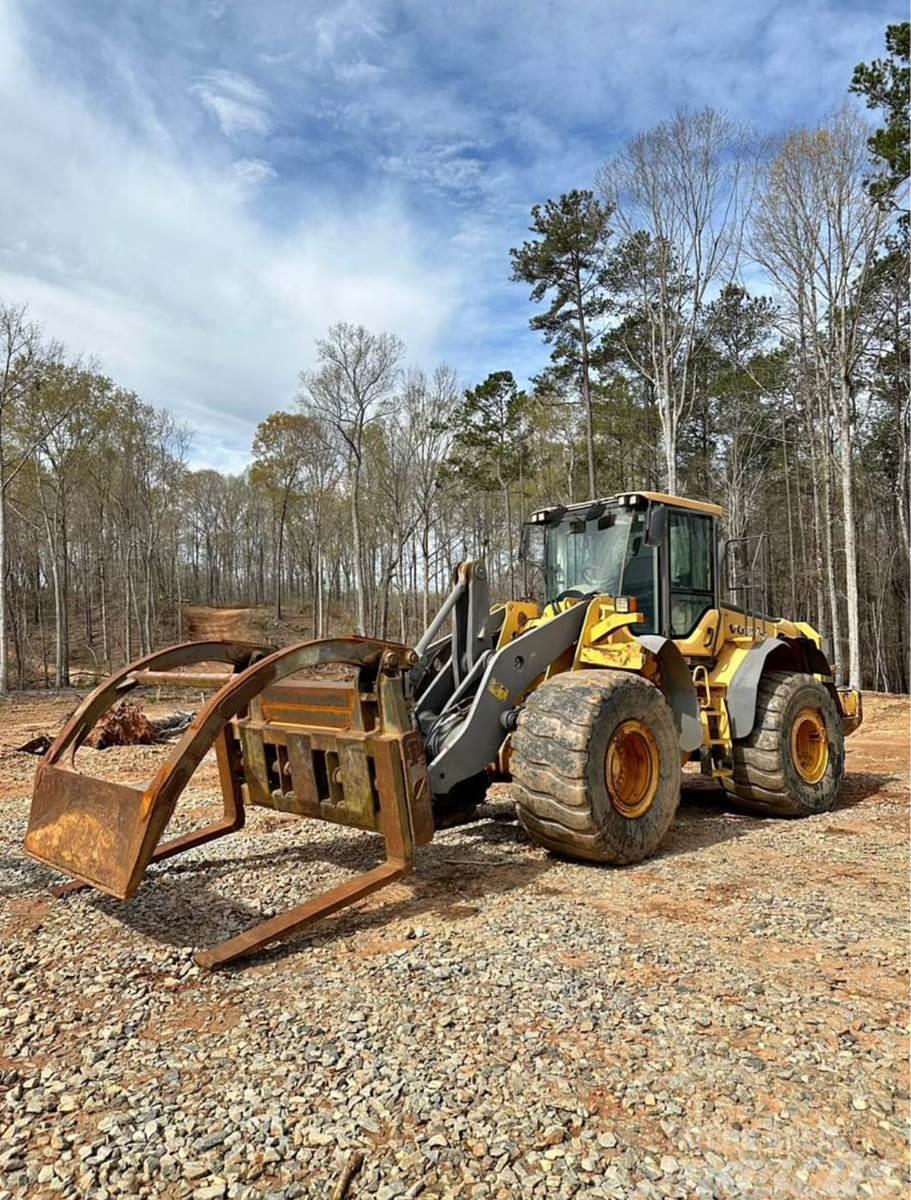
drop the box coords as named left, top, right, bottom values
left=790, top=707, right=829, bottom=784
left=605, top=720, right=659, bottom=818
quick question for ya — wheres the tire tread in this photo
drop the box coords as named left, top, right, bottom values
left=512, top=669, right=679, bottom=864
left=722, top=670, right=844, bottom=817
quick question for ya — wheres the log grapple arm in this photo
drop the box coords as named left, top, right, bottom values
left=25, top=637, right=432, bottom=968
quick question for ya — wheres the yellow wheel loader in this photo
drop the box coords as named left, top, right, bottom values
left=24, top=491, right=862, bottom=968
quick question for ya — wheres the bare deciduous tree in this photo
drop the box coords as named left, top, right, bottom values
left=298, top=323, right=404, bottom=636
left=598, top=109, right=756, bottom=493
left=753, top=108, right=888, bottom=687
left=0, top=304, right=55, bottom=691
left=251, top=411, right=322, bottom=621
left=404, top=365, right=460, bottom=626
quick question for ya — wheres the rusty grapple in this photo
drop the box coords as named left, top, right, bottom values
left=25, top=637, right=433, bottom=969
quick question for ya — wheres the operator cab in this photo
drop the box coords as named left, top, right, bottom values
left=527, top=492, right=722, bottom=640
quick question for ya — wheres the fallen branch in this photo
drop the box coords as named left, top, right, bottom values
left=330, top=1150, right=365, bottom=1200
left=443, top=857, right=516, bottom=867
left=149, top=710, right=195, bottom=740
left=16, top=735, right=52, bottom=756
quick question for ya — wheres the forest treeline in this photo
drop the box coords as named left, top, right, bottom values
left=0, top=25, right=907, bottom=694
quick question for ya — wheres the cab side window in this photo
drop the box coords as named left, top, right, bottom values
left=620, top=512, right=657, bottom=634
left=668, top=513, right=715, bottom=636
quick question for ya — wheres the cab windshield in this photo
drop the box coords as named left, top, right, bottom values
left=546, top=509, right=632, bottom=596
left=545, top=507, right=657, bottom=631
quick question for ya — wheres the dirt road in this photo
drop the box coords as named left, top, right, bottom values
left=0, top=691, right=908, bottom=1198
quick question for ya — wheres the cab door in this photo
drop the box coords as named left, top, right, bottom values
left=663, top=509, right=718, bottom=652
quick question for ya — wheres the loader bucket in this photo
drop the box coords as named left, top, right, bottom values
left=28, top=766, right=167, bottom=899
left=25, top=637, right=433, bottom=967
left=26, top=640, right=267, bottom=899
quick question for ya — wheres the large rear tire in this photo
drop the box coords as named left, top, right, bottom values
left=511, top=670, right=681, bottom=865
left=721, top=670, right=845, bottom=816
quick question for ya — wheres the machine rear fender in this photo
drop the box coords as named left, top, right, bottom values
left=727, top=636, right=834, bottom=740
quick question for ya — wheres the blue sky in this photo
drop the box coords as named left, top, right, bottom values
left=0, top=0, right=898, bottom=470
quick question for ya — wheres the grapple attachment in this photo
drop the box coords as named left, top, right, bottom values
left=25, top=637, right=433, bottom=968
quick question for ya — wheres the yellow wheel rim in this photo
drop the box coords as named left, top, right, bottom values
left=605, top=720, right=660, bottom=818
left=790, top=707, right=829, bottom=784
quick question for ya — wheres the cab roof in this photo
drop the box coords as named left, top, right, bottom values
left=632, top=491, right=723, bottom=517
left=531, top=491, right=723, bottom=522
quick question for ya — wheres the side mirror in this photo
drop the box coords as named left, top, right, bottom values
left=645, top=504, right=667, bottom=548
left=521, top=522, right=546, bottom=568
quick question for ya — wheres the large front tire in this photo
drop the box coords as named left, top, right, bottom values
left=722, top=670, right=845, bottom=816
left=511, top=670, right=681, bottom=865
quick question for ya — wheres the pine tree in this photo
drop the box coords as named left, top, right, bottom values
left=510, top=191, right=613, bottom=498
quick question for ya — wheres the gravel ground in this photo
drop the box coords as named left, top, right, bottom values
left=0, top=692, right=908, bottom=1200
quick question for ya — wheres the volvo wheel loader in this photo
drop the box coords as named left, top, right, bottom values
left=24, top=491, right=862, bottom=968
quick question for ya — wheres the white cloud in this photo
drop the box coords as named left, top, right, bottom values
left=313, top=1, right=385, bottom=61
left=0, top=1, right=456, bottom=466
left=333, top=58, right=387, bottom=84
left=381, top=143, right=490, bottom=197
left=232, top=157, right=277, bottom=190
left=0, top=0, right=893, bottom=470
left=192, top=69, right=273, bottom=138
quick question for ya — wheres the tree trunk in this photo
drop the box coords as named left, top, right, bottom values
left=41, top=509, right=64, bottom=688
left=807, top=428, right=826, bottom=633
left=838, top=379, right=861, bottom=687
left=175, top=545, right=183, bottom=643
left=820, top=440, right=843, bottom=683
left=124, top=543, right=132, bottom=663
left=13, top=592, right=24, bottom=688
left=780, top=407, right=797, bottom=618
left=575, top=270, right=596, bottom=498
left=59, top=499, right=70, bottom=687
left=378, top=560, right=394, bottom=641
left=315, top=541, right=323, bottom=637
left=350, top=455, right=366, bottom=636
left=274, top=493, right=287, bottom=622
left=36, top=571, right=48, bottom=687
left=129, top=557, right=143, bottom=652
left=498, top=465, right=515, bottom=600
left=143, top=536, right=153, bottom=656
left=99, top=547, right=110, bottom=669
left=421, top=521, right=431, bottom=629
left=0, top=451, right=7, bottom=694
left=657, top=377, right=677, bottom=494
